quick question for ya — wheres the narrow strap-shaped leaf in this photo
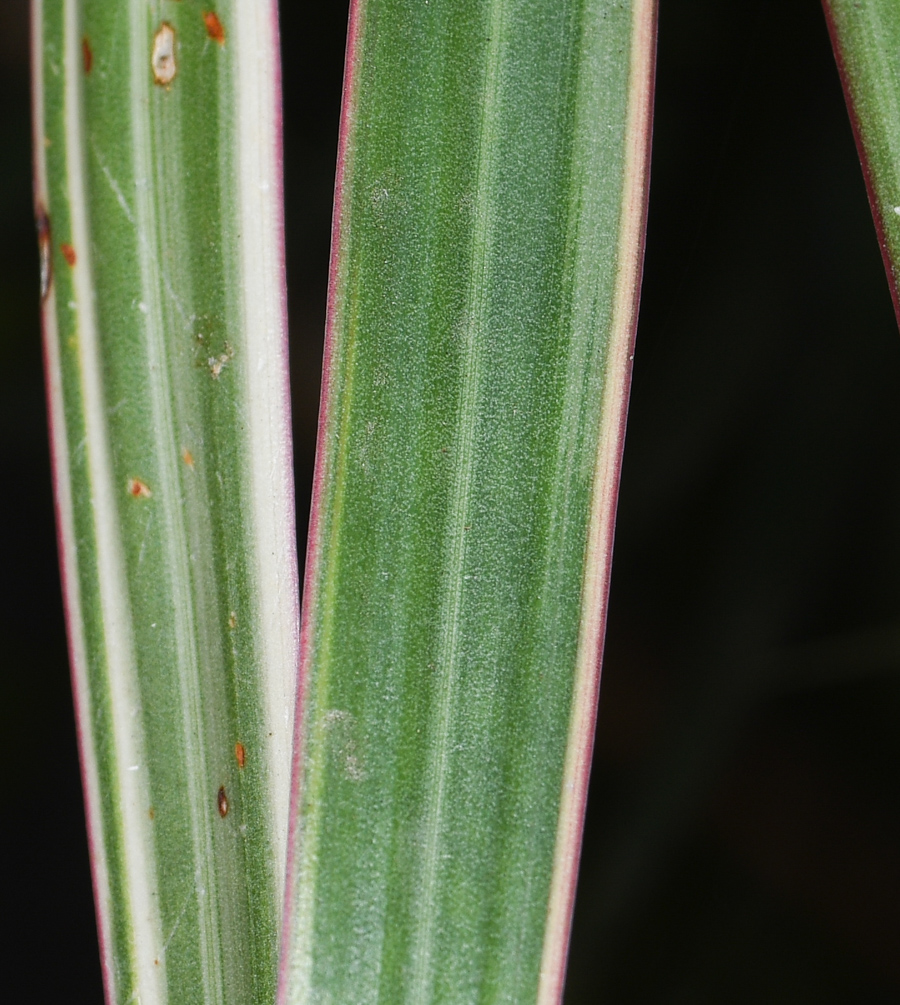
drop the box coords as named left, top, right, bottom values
left=32, top=3, right=297, bottom=1003
left=280, top=1, right=656, bottom=1002
left=824, top=0, right=900, bottom=321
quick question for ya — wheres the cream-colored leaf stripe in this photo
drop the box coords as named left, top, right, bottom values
left=235, top=0, right=298, bottom=900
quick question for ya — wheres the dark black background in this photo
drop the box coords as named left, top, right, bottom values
left=2, top=1, right=899, bottom=1000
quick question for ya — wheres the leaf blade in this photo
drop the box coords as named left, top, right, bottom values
left=824, top=0, right=900, bottom=323
left=281, top=1, right=656, bottom=1002
left=33, top=3, right=297, bottom=1003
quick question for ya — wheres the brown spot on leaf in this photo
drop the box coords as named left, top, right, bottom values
left=181, top=448, right=194, bottom=468
left=36, top=205, right=52, bottom=301
left=217, top=786, right=228, bottom=817
left=228, top=611, right=237, bottom=629
left=152, top=23, right=177, bottom=86
left=203, top=12, right=226, bottom=46
left=128, top=478, right=152, bottom=499
left=82, top=37, right=93, bottom=74
left=148, top=807, right=155, bottom=820
left=61, top=243, right=77, bottom=267
left=235, top=742, right=246, bottom=769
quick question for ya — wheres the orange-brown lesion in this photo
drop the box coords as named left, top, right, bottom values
left=203, top=12, right=226, bottom=46
left=128, top=478, right=152, bottom=499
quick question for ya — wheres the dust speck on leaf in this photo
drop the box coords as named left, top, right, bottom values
left=36, top=205, right=52, bottom=301
left=208, top=343, right=233, bottom=379
left=217, top=786, right=228, bottom=817
left=152, top=23, right=177, bottom=86
left=323, top=709, right=365, bottom=781
left=61, top=243, right=77, bottom=267
left=82, top=37, right=93, bottom=74
left=235, top=742, right=246, bottom=768
left=203, top=12, right=226, bottom=46
left=128, top=478, right=152, bottom=499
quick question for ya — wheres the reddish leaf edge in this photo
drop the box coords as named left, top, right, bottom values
left=535, top=2, right=658, bottom=1002
left=278, top=0, right=364, bottom=998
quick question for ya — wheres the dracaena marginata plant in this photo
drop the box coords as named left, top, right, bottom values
left=32, top=0, right=900, bottom=1002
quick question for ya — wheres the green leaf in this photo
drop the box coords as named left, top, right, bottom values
left=824, top=0, right=900, bottom=320
left=280, top=1, right=656, bottom=1002
left=33, top=3, right=297, bottom=1003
